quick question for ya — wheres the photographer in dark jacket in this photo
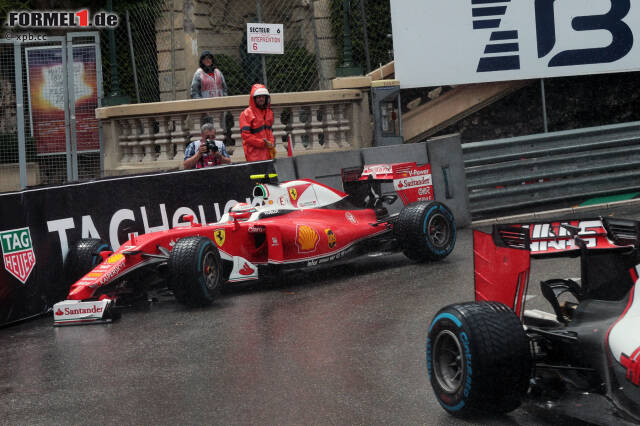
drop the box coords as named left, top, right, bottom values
left=183, top=123, right=231, bottom=169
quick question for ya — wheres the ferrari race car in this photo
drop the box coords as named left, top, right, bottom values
left=53, top=162, right=456, bottom=325
left=426, top=217, right=640, bottom=423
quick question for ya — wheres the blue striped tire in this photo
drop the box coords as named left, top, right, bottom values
left=426, top=302, right=531, bottom=417
left=394, top=201, right=456, bottom=262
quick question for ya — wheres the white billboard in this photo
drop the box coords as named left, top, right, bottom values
left=247, top=23, right=284, bottom=55
left=391, top=0, right=640, bottom=88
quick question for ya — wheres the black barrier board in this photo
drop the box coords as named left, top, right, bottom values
left=0, top=161, right=274, bottom=326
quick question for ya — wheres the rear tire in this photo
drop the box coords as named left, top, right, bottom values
left=168, top=237, right=222, bottom=307
left=426, top=301, right=532, bottom=417
left=395, top=201, right=456, bottom=261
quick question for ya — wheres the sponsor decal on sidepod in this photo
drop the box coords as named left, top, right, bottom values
left=214, top=229, right=226, bottom=247
left=296, top=225, right=319, bottom=253
left=325, top=229, right=337, bottom=249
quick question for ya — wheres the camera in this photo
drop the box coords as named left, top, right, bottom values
left=204, top=138, right=219, bottom=153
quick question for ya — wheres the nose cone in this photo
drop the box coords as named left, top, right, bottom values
left=67, top=282, right=96, bottom=300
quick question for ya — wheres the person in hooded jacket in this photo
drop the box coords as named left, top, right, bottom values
left=240, top=84, right=277, bottom=162
left=191, top=51, right=228, bottom=98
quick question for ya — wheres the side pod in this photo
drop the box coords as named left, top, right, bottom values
left=474, top=229, right=531, bottom=317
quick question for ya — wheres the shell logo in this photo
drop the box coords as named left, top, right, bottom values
left=325, top=229, right=337, bottom=249
left=107, top=253, right=124, bottom=263
left=296, top=225, right=319, bottom=253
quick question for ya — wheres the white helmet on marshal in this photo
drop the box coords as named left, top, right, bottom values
left=253, top=87, right=270, bottom=97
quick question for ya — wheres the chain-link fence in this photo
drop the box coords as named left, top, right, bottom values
left=329, top=0, right=393, bottom=74
left=103, top=0, right=399, bottom=102
left=0, top=0, right=397, bottom=192
left=0, top=34, right=102, bottom=191
left=102, top=1, right=166, bottom=103
left=105, top=0, right=337, bottom=102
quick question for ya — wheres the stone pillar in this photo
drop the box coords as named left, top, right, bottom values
left=312, top=0, right=339, bottom=90
left=157, top=0, right=200, bottom=101
left=102, top=119, right=122, bottom=175
left=353, top=90, right=372, bottom=148
left=182, top=0, right=200, bottom=99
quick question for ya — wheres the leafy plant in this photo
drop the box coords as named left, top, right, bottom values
left=215, top=54, right=251, bottom=96
left=0, top=133, right=37, bottom=164
left=330, top=0, right=393, bottom=71
left=266, top=43, right=317, bottom=93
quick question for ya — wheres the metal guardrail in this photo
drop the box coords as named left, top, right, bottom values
left=463, top=122, right=640, bottom=218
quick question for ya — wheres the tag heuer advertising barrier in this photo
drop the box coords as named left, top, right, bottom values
left=0, top=227, right=36, bottom=285
left=391, top=0, right=640, bottom=88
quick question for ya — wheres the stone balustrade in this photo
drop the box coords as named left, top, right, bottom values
left=97, top=89, right=371, bottom=176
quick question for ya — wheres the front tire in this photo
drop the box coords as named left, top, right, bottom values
left=62, top=238, right=111, bottom=298
left=168, top=237, right=222, bottom=307
left=426, top=302, right=531, bottom=417
left=395, top=201, right=456, bottom=261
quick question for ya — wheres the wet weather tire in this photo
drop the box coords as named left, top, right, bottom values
left=168, top=237, right=222, bottom=307
left=63, top=238, right=111, bottom=297
left=395, top=201, right=456, bottom=261
left=426, top=302, right=531, bottom=417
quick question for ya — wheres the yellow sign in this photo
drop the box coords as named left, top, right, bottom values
left=214, top=229, right=226, bottom=247
left=325, top=229, right=336, bottom=249
left=289, top=187, right=298, bottom=201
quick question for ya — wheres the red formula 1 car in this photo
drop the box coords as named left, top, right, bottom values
left=54, top=162, right=456, bottom=325
left=426, top=218, right=640, bottom=424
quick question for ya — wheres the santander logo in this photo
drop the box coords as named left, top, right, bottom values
left=60, top=306, right=104, bottom=315
left=55, top=309, right=64, bottom=316
left=239, top=263, right=255, bottom=275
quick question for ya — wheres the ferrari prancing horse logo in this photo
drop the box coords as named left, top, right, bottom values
left=214, top=229, right=226, bottom=247
left=289, top=187, right=298, bottom=201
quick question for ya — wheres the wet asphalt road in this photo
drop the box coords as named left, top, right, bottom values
left=1, top=201, right=639, bottom=425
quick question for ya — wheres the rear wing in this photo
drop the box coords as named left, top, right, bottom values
left=474, top=217, right=639, bottom=316
left=491, top=217, right=639, bottom=256
left=341, top=162, right=434, bottom=206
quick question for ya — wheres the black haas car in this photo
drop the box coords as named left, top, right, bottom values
left=427, top=217, right=640, bottom=424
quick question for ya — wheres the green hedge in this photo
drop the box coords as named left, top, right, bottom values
left=330, top=0, right=393, bottom=71
left=266, top=43, right=317, bottom=93
left=0, top=133, right=37, bottom=164
left=216, top=44, right=317, bottom=95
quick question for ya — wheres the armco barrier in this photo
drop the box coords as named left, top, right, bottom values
left=464, top=121, right=640, bottom=218
left=275, top=134, right=472, bottom=227
left=0, top=161, right=274, bottom=326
